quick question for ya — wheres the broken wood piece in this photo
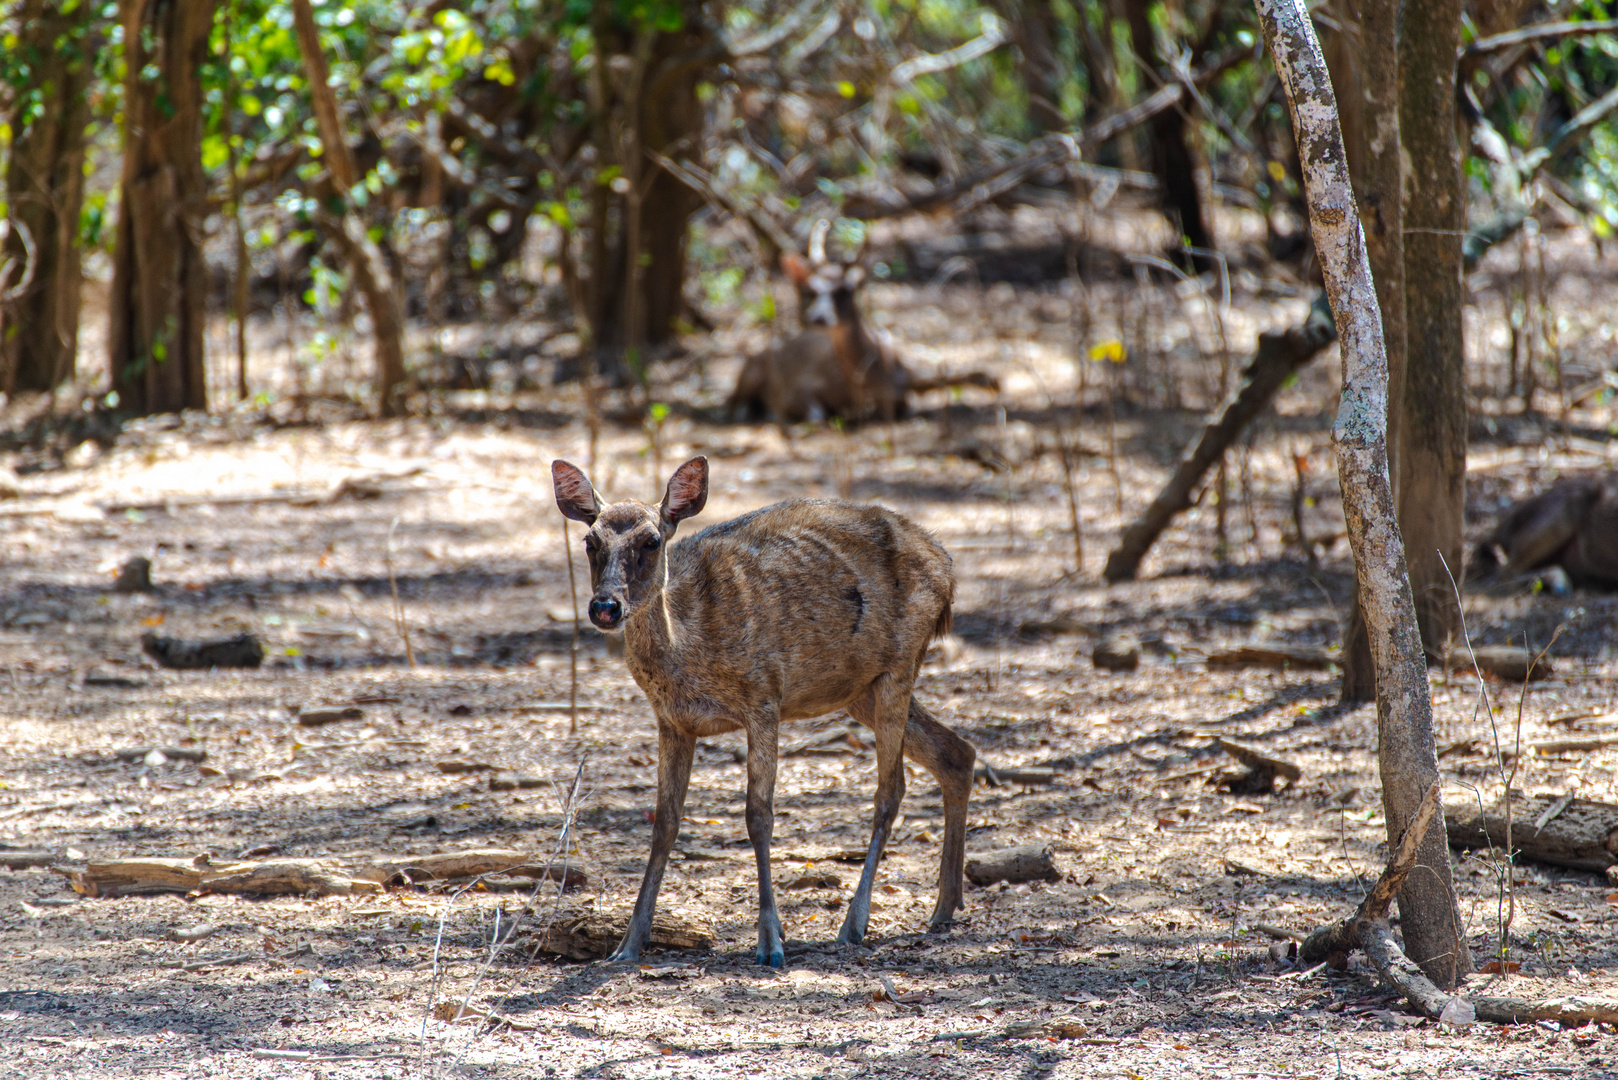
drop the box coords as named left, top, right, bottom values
left=436, top=760, right=495, bottom=774
left=1444, top=793, right=1618, bottom=873
left=354, top=848, right=584, bottom=889
left=1091, top=633, right=1141, bottom=672
left=782, top=727, right=869, bottom=757
left=1216, top=737, right=1303, bottom=794
left=533, top=906, right=714, bottom=961
left=1004, top=1019, right=1091, bottom=1040
left=112, top=556, right=153, bottom=593
left=0, top=850, right=56, bottom=869
left=1465, top=645, right=1554, bottom=683
left=116, top=745, right=207, bottom=764
left=66, top=857, right=377, bottom=899
left=1205, top=644, right=1335, bottom=671
left=781, top=871, right=843, bottom=890
left=296, top=706, right=364, bottom=727
left=974, top=764, right=1059, bottom=787
left=141, top=631, right=264, bottom=670
left=489, top=773, right=545, bottom=791
left=965, top=844, right=1060, bottom=886
left=166, top=923, right=219, bottom=943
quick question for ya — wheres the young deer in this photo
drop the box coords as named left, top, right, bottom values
left=552, top=456, right=975, bottom=966
left=728, top=233, right=997, bottom=425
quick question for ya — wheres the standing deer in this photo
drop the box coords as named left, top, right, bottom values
left=552, top=456, right=975, bottom=966
left=727, top=223, right=996, bottom=425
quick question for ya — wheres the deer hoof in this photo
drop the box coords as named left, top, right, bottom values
left=926, top=917, right=954, bottom=935
left=605, top=945, right=641, bottom=964
left=756, top=944, right=785, bottom=968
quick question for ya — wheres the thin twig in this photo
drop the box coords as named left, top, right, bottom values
left=385, top=515, right=415, bottom=668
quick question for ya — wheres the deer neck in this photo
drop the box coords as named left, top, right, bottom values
left=624, top=551, right=682, bottom=660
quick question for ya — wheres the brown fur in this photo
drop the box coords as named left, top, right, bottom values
left=552, top=456, right=976, bottom=966
left=1472, top=474, right=1618, bottom=587
left=726, top=254, right=996, bottom=425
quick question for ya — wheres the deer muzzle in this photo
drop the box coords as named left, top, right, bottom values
left=588, top=595, right=624, bottom=631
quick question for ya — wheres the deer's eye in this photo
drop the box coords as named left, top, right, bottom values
left=642, top=535, right=661, bottom=552
left=583, top=536, right=600, bottom=555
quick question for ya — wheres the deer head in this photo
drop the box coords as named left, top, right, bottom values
left=552, top=457, right=709, bottom=632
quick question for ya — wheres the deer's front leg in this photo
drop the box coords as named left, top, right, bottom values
left=609, top=720, right=695, bottom=964
left=838, top=675, right=909, bottom=948
left=744, top=708, right=784, bottom=967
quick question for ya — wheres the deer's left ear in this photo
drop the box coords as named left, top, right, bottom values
left=660, top=456, right=709, bottom=529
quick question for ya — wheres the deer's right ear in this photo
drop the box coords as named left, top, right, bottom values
left=660, top=456, right=709, bottom=528
left=781, top=252, right=811, bottom=285
left=552, top=460, right=602, bottom=525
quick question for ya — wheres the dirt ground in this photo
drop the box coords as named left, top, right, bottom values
left=3, top=230, right=1618, bottom=1078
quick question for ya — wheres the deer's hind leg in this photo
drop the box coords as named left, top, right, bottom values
left=837, top=673, right=910, bottom=947
left=900, top=698, right=974, bottom=931
left=744, top=706, right=785, bottom=967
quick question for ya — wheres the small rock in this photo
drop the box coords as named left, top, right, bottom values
left=1091, top=632, right=1141, bottom=672
left=112, top=556, right=154, bottom=594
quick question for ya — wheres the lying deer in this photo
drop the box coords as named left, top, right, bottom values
left=552, top=456, right=975, bottom=966
left=728, top=227, right=997, bottom=425
left=1471, top=473, right=1618, bottom=588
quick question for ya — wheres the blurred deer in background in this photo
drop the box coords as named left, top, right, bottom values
left=728, top=220, right=996, bottom=425
left=552, top=455, right=976, bottom=967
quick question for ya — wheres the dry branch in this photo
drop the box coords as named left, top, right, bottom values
left=66, top=857, right=377, bottom=899
left=1216, top=738, right=1302, bottom=786
left=353, top=848, right=586, bottom=889
left=1467, top=645, right=1554, bottom=683
left=1446, top=793, right=1618, bottom=873
left=1463, top=18, right=1618, bottom=57
left=1103, top=296, right=1337, bottom=582
left=974, top=764, right=1060, bottom=787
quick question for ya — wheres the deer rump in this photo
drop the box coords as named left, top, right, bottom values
left=1472, top=474, right=1618, bottom=587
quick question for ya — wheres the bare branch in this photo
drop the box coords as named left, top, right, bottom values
left=891, top=12, right=1008, bottom=84
left=1464, top=18, right=1618, bottom=57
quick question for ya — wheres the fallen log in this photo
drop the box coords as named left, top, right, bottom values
left=1445, top=793, right=1618, bottom=873
left=141, top=632, right=265, bottom=670
left=1205, top=644, right=1335, bottom=671
left=1465, top=645, right=1555, bottom=683
left=534, top=906, right=714, bottom=961
left=1215, top=737, right=1302, bottom=793
left=66, top=857, right=377, bottom=898
left=974, top=764, right=1060, bottom=787
left=965, top=844, right=1060, bottom=885
left=353, top=848, right=586, bottom=889
left=1104, top=295, right=1337, bottom=582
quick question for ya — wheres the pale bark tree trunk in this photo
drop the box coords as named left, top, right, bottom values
left=290, top=0, right=408, bottom=417
left=2, top=0, right=95, bottom=395
left=1335, top=0, right=1408, bottom=702
left=1394, top=0, right=1467, bottom=660
left=1252, top=0, right=1469, bottom=989
left=108, top=0, right=214, bottom=415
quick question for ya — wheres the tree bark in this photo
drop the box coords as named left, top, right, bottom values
left=1394, top=0, right=1467, bottom=658
left=108, top=0, right=215, bottom=415
left=1253, top=0, right=1469, bottom=989
left=2, top=0, right=95, bottom=395
left=290, top=0, right=408, bottom=417
left=992, top=0, right=1066, bottom=133
left=1337, top=0, right=1407, bottom=701
left=1125, top=1, right=1215, bottom=260
left=577, top=4, right=710, bottom=385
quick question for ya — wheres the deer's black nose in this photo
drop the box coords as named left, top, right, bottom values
left=589, top=597, right=623, bottom=628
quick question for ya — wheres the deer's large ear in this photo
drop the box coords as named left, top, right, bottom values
left=660, top=456, right=709, bottom=529
left=552, top=460, right=603, bottom=525
left=781, top=252, right=812, bottom=285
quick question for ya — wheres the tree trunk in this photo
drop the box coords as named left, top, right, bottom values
left=1337, top=0, right=1407, bottom=702
left=290, top=0, right=407, bottom=417
left=2, top=0, right=95, bottom=395
left=993, top=0, right=1066, bottom=133
left=1125, top=1, right=1215, bottom=260
left=1395, top=0, right=1467, bottom=658
left=107, top=0, right=214, bottom=415
left=1252, top=0, right=1469, bottom=990
left=579, top=6, right=711, bottom=385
